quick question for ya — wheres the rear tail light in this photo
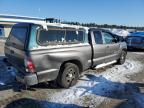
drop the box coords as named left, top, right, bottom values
left=24, top=56, right=36, bottom=73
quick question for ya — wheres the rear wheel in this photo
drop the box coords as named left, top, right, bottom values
left=117, top=50, right=127, bottom=64
left=57, top=63, right=79, bottom=88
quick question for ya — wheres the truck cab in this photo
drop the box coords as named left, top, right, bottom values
left=89, top=28, right=127, bottom=66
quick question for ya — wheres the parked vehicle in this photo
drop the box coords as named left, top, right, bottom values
left=4, top=22, right=127, bottom=88
left=0, top=27, right=5, bottom=37
left=126, top=32, right=144, bottom=50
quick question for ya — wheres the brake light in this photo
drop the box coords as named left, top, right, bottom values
left=24, top=57, right=35, bottom=73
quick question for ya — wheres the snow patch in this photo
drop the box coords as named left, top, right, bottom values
left=111, top=29, right=130, bottom=36
left=0, top=60, right=17, bottom=85
left=0, top=81, right=5, bottom=85
left=45, top=60, right=143, bottom=108
left=132, top=52, right=144, bottom=55
left=31, top=43, right=89, bottom=50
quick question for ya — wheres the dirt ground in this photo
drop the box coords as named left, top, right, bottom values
left=0, top=42, right=144, bottom=108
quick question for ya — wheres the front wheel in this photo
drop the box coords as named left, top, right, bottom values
left=57, top=63, right=79, bottom=88
left=117, top=50, right=127, bottom=64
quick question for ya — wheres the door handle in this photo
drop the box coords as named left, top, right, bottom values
left=106, top=45, right=110, bottom=48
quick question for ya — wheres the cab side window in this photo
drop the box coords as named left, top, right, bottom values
left=102, top=32, right=115, bottom=44
left=93, top=31, right=103, bottom=44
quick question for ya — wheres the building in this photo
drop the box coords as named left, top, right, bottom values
left=0, top=22, right=15, bottom=38
left=0, top=14, right=46, bottom=38
left=0, top=14, right=54, bottom=38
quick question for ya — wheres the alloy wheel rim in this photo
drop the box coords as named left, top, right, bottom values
left=121, top=52, right=125, bottom=62
left=66, top=68, right=76, bottom=84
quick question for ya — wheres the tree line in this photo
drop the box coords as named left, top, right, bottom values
left=62, top=21, right=144, bottom=31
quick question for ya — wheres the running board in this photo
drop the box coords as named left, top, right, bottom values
left=95, top=60, right=117, bottom=69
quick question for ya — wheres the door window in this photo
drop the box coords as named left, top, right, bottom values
left=102, top=32, right=115, bottom=44
left=93, top=31, right=103, bottom=44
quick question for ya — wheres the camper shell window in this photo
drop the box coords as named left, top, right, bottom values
left=8, top=26, right=28, bottom=49
left=37, top=27, right=86, bottom=46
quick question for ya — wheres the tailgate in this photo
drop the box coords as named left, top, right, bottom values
left=4, top=23, right=30, bottom=72
left=5, top=44, right=26, bottom=72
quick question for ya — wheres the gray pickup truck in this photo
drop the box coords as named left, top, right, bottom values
left=4, top=22, right=127, bottom=88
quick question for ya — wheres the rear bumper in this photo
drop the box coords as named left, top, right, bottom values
left=16, top=69, right=59, bottom=86
left=16, top=72, right=38, bottom=86
left=6, top=58, right=59, bottom=86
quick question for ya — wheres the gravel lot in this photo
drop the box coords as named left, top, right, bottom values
left=0, top=42, right=144, bottom=108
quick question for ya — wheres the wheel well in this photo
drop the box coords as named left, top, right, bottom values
left=60, top=60, right=83, bottom=73
left=122, top=48, right=127, bottom=52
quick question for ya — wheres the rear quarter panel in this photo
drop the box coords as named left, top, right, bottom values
left=29, top=44, right=92, bottom=80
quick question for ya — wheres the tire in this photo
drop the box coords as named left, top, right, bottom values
left=57, top=63, right=79, bottom=88
left=117, top=50, right=127, bottom=64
